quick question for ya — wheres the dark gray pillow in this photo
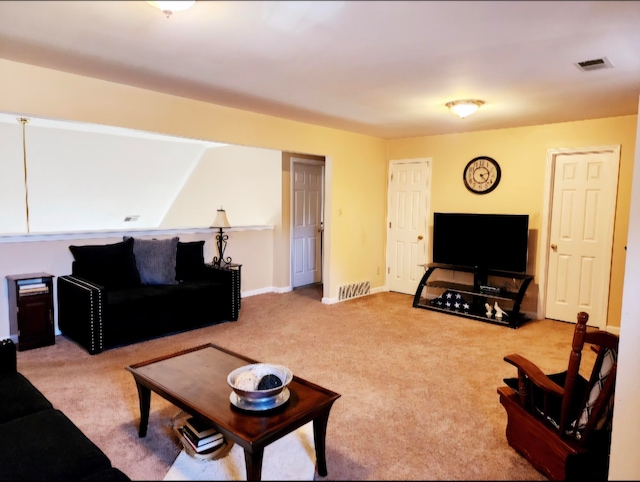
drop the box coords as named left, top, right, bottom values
left=124, top=236, right=179, bottom=285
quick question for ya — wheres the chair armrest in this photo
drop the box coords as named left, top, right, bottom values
left=0, top=339, right=17, bottom=374
left=504, top=353, right=564, bottom=397
left=57, top=275, right=106, bottom=355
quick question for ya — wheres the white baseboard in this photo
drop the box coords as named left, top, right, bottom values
left=242, top=286, right=291, bottom=298
left=606, top=325, right=620, bottom=336
left=321, top=296, right=339, bottom=304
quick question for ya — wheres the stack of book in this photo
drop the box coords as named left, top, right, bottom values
left=179, top=417, right=225, bottom=454
left=17, top=279, right=49, bottom=297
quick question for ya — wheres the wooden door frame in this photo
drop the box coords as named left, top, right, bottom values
left=537, top=145, right=621, bottom=324
left=290, top=157, right=325, bottom=290
left=385, top=158, right=432, bottom=293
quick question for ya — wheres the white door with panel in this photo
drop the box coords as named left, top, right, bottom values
left=387, top=159, right=430, bottom=295
left=292, top=161, right=324, bottom=288
left=545, top=148, right=620, bottom=327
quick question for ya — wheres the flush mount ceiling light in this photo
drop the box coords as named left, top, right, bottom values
left=146, top=1, right=196, bottom=18
left=445, top=99, right=485, bottom=119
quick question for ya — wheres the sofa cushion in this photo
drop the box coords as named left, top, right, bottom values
left=125, top=236, right=179, bottom=285
left=70, top=238, right=141, bottom=289
left=0, top=372, right=53, bottom=423
left=107, top=280, right=224, bottom=306
left=0, top=409, right=113, bottom=480
left=176, top=240, right=207, bottom=281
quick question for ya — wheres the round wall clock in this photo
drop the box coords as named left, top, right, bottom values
left=463, top=156, right=501, bottom=194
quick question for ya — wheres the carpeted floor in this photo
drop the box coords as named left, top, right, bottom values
left=15, top=288, right=585, bottom=480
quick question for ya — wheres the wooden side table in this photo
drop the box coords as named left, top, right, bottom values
left=6, top=272, right=55, bottom=351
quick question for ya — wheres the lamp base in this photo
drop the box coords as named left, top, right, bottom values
left=213, top=228, right=231, bottom=267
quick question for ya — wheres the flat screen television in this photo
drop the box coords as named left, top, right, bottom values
left=432, top=213, right=529, bottom=273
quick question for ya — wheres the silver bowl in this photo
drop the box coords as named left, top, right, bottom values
left=227, top=363, right=293, bottom=403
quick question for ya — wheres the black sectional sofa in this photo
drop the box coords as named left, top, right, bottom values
left=0, top=339, right=130, bottom=480
left=57, top=237, right=240, bottom=355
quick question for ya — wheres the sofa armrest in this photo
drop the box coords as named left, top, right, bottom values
left=0, top=339, right=17, bottom=374
left=202, top=264, right=240, bottom=321
left=57, top=276, right=106, bottom=355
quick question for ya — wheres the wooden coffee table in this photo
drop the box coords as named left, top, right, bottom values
left=126, top=343, right=341, bottom=481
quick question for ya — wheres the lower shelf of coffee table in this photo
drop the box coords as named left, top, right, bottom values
left=172, top=426, right=234, bottom=460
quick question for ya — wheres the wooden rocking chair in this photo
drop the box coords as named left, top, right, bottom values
left=497, top=312, right=619, bottom=481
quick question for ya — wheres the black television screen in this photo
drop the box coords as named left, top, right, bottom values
left=432, top=213, right=529, bottom=273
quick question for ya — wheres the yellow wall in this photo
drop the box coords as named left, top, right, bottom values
left=388, top=116, right=638, bottom=327
left=1, top=58, right=635, bottom=322
left=0, top=59, right=388, bottom=300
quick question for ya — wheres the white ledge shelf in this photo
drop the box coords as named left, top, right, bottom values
left=0, top=225, right=274, bottom=244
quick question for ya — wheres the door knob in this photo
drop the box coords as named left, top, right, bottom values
left=418, top=235, right=424, bottom=240
left=551, top=244, right=557, bottom=251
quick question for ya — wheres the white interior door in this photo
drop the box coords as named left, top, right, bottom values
left=545, top=147, right=620, bottom=328
left=387, top=159, right=430, bottom=294
left=292, top=160, right=323, bottom=288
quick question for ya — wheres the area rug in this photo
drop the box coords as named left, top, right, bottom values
left=163, top=422, right=316, bottom=481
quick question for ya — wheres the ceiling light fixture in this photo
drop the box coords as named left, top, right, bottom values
left=146, top=1, right=196, bottom=18
left=211, top=207, right=232, bottom=267
left=446, top=99, right=485, bottom=119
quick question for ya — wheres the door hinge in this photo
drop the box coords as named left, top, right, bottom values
left=389, top=222, right=391, bottom=229
left=391, top=173, right=393, bottom=181
left=387, top=267, right=390, bottom=274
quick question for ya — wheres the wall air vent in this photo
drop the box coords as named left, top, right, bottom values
left=338, top=281, right=371, bottom=301
left=574, top=57, right=613, bottom=72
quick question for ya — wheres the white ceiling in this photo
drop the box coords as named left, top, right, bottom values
left=0, top=0, right=639, bottom=139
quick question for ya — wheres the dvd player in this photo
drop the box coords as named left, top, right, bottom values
left=479, top=285, right=501, bottom=295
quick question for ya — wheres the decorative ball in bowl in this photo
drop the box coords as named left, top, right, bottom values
left=227, top=363, right=293, bottom=402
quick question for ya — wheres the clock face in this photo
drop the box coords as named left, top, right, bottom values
left=463, top=156, right=501, bottom=194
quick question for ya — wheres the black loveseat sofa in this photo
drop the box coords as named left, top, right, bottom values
left=58, top=237, right=240, bottom=355
left=0, top=339, right=130, bottom=480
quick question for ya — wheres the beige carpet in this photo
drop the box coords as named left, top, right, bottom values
left=15, top=287, right=587, bottom=480
left=163, top=422, right=315, bottom=481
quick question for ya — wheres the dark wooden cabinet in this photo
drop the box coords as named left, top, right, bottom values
left=6, top=273, right=55, bottom=351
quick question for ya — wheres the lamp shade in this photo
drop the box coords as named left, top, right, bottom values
left=211, top=208, right=231, bottom=228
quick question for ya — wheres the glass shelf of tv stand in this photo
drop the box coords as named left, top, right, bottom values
left=425, top=280, right=517, bottom=301
left=413, top=263, right=534, bottom=328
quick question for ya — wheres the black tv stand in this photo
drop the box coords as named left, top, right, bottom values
left=412, top=263, right=534, bottom=328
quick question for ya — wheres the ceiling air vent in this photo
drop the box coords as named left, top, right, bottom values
left=575, top=57, right=613, bottom=72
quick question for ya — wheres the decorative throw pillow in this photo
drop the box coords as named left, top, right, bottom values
left=69, top=238, right=141, bottom=289
left=124, top=236, right=179, bottom=285
left=175, top=241, right=206, bottom=281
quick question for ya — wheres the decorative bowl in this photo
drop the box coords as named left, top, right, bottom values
left=227, top=363, right=293, bottom=403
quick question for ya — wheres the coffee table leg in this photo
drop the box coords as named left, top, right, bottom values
left=244, top=447, right=264, bottom=481
left=313, top=409, right=331, bottom=476
left=135, top=383, right=151, bottom=438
